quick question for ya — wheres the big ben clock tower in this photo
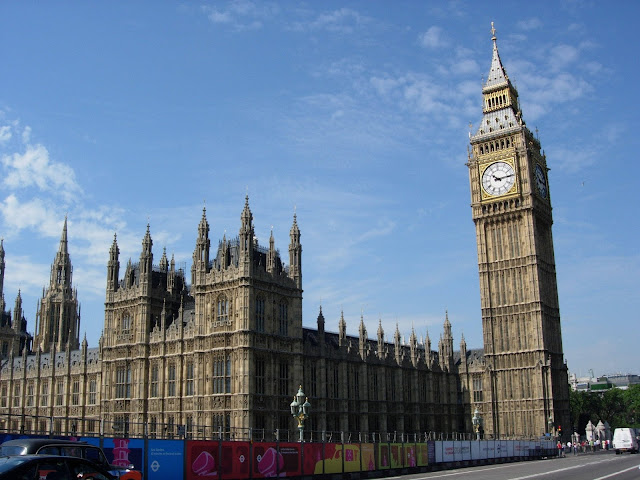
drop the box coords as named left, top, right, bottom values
left=467, top=24, right=570, bottom=438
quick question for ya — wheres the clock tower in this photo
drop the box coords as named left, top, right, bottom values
left=467, top=24, right=570, bottom=437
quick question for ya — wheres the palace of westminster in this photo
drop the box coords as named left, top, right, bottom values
left=0, top=27, right=570, bottom=441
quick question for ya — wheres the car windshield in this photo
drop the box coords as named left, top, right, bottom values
left=0, top=456, right=31, bottom=473
left=0, top=446, right=26, bottom=456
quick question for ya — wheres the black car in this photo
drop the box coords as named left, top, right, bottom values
left=0, top=454, right=116, bottom=479
left=0, top=439, right=140, bottom=479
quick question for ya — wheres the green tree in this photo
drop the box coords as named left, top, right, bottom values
left=569, top=390, right=601, bottom=435
left=599, top=388, right=626, bottom=429
left=622, top=384, right=640, bottom=427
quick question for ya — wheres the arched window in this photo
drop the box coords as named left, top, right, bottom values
left=122, top=316, right=131, bottom=332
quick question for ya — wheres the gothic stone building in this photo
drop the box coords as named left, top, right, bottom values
left=0, top=26, right=569, bottom=440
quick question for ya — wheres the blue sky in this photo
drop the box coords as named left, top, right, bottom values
left=0, top=2, right=637, bottom=378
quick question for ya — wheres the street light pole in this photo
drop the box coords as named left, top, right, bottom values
left=290, top=385, right=311, bottom=442
left=472, top=408, right=482, bottom=441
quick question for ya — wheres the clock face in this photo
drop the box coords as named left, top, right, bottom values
left=535, top=164, right=548, bottom=198
left=482, top=161, right=516, bottom=196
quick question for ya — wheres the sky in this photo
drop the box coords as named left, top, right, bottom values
left=0, top=1, right=638, bottom=379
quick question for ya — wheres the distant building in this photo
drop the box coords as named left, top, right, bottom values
left=570, top=373, right=639, bottom=392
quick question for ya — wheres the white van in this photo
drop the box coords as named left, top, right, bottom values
left=612, top=428, right=639, bottom=454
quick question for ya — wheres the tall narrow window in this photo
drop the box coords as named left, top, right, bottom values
left=115, top=366, right=131, bottom=398
left=309, top=364, right=317, bottom=397
left=213, top=356, right=231, bottom=394
left=186, top=362, right=194, bottom=396
left=225, top=356, right=231, bottom=393
left=56, top=380, right=64, bottom=406
left=217, top=296, right=229, bottom=323
left=150, top=365, right=159, bottom=397
left=278, top=301, right=288, bottom=336
left=256, top=297, right=265, bottom=332
left=26, top=382, right=34, bottom=407
left=278, top=362, right=289, bottom=396
left=88, top=379, right=97, bottom=405
left=255, top=359, right=265, bottom=394
left=168, top=364, right=176, bottom=397
left=41, top=382, right=48, bottom=407
left=149, top=416, right=157, bottom=437
left=72, top=380, right=80, bottom=406
left=13, top=384, right=20, bottom=407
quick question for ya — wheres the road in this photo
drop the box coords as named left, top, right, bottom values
left=391, top=452, right=640, bottom=480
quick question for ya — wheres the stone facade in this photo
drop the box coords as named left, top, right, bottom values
left=465, top=24, right=570, bottom=437
left=0, top=26, right=569, bottom=440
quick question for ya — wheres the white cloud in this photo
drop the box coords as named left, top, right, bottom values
left=0, top=254, right=49, bottom=298
left=517, top=18, right=542, bottom=31
left=548, top=147, right=596, bottom=174
left=201, top=1, right=278, bottom=31
left=0, top=194, right=63, bottom=237
left=21, top=126, right=31, bottom=144
left=0, top=126, right=12, bottom=144
left=1, top=143, right=82, bottom=199
left=419, top=26, right=446, bottom=49
left=548, top=44, right=580, bottom=72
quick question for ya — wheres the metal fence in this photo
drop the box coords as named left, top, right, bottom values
left=0, top=412, right=546, bottom=444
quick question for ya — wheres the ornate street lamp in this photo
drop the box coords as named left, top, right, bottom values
left=547, top=415, right=554, bottom=437
left=472, top=408, right=482, bottom=441
left=290, top=385, right=311, bottom=442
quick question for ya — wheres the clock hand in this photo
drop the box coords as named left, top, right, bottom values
left=493, top=174, right=514, bottom=181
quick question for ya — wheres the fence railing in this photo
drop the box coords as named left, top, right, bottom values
left=0, top=412, right=547, bottom=443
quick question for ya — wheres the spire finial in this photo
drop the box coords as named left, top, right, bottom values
left=491, top=21, right=497, bottom=42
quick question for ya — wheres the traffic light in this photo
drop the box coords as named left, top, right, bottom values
left=558, top=425, right=562, bottom=436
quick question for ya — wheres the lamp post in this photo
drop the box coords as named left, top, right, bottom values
left=290, top=385, right=311, bottom=442
left=547, top=415, right=554, bottom=437
left=472, top=408, right=482, bottom=441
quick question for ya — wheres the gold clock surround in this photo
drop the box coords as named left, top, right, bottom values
left=479, top=159, right=518, bottom=200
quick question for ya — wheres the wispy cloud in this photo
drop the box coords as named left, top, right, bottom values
left=201, top=1, right=278, bottom=31
left=517, top=18, right=543, bottom=31
left=418, top=26, right=447, bottom=49
left=290, top=8, right=369, bottom=34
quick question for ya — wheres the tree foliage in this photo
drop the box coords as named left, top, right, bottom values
left=570, top=385, right=640, bottom=432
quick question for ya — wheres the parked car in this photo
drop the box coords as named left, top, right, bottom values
left=0, top=439, right=141, bottom=479
left=0, top=453, right=117, bottom=479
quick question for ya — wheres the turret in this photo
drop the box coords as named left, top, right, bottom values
left=192, top=207, right=210, bottom=285
left=439, top=311, right=454, bottom=372
left=50, top=216, right=73, bottom=290
left=410, top=326, right=418, bottom=367
left=139, top=224, right=153, bottom=287
left=377, top=319, right=385, bottom=358
left=317, top=306, right=325, bottom=337
left=338, top=311, right=346, bottom=347
left=13, top=290, right=22, bottom=335
left=267, top=229, right=276, bottom=274
left=106, top=233, right=120, bottom=293
left=358, top=314, right=367, bottom=359
left=460, top=333, right=468, bottom=369
left=239, top=196, right=254, bottom=276
left=34, top=217, right=80, bottom=353
left=394, top=323, right=402, bottom=364
left=159, top=247, right=168, bottom=272
left=288, top=213, right=302, bottom=288
left=167, top=254, right=176, bottom=293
